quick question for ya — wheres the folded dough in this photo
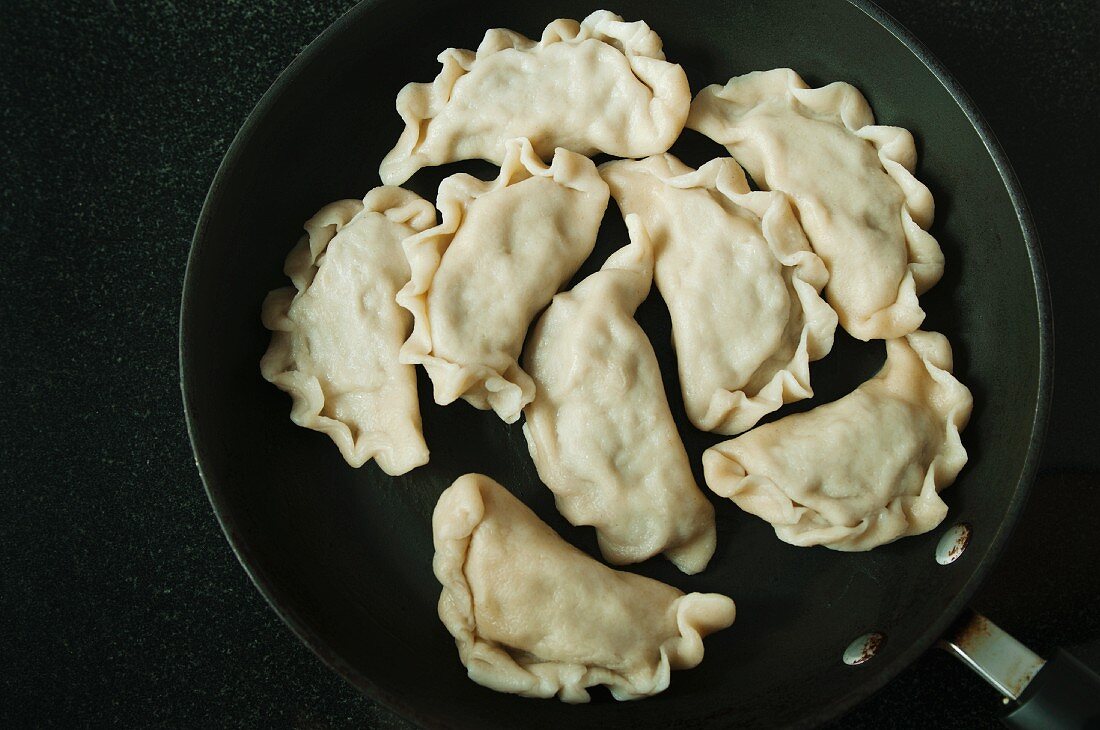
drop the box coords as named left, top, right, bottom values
left=398, top=137, right=609, bottom=423
left=522, top=216, right=716, bottom=574
left=601, top=154, right=837, bottom=435
left=433, top=474, right=736, bottom=702
left=379, top=10, right=690, bottom=185
left=260, top=188, right=436, bottom=474
left=687, top=68, right=944, bottom=341
left=703, top=331, right=972, bottom=551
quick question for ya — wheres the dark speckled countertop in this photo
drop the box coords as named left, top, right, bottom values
left=2, top=1, right=1097, bottom=727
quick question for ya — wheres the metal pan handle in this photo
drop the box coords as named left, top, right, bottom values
left=940, top=610, right=1100, bottom=729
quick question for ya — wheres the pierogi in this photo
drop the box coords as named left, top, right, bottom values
left=688, top=68, right=944, bottom=341
left=260, top=188, right=435, bottom=475
left=703, top=331, right=972, bottom=551
left=522, top=216, right=716, bottom=574
left=397, top=137, right=609, bottom=423
left=601, top=154, right=837, bottom=435
left=380, top=10, right=690, bottom=184
left=433, top=474, right=736, bottom=702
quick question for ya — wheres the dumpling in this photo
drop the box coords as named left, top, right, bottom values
left=687, top=68, right=944, bottom=341
left=260, top=188, right=436, bottom=475
left=433, top=473, right=736, bottom=702
left=522, top=216, right=716, bottom=574
left=398, top=137, right=609, bottom=423
left=380, top=10, right=690, bottom=185
left=600, top=154, right=838, bottom=435
left=702, top=331, right=973, bottom=551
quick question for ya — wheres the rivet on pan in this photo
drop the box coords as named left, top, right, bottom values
left=843, top=632, right=885, bottom=666
left=935, top=523, right=972, bottom=565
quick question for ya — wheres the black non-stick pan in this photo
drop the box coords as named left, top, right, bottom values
left=181, top=0, right=1082, bottom=727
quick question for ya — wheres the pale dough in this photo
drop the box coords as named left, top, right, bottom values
left=522, top=215, right=717, bottom=574
left=601, top=154, right=837, bottom=435
left=260, top=188, right=435, bottom=474
left=688, top=68, right=944, bottom=341
left=433, top=474, right=736, bottom=702
left=397, top=137, right=609, bottom=423
left=380, top=10, right=690, bottom=184
left=703, top=331, right=972, bottom=550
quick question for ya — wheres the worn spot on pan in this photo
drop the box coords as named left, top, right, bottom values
left=935, top=523, right=972, bottom=565
left=844, top=632, right=886, bottom=666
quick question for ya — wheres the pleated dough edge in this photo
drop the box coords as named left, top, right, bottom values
left=379, top=10, right=686, bottom=185
left=520, top=216, right=717, bottom=574
left=259, top=187, right=435, bottom=475
left=396, top=138, right=607, bottom=424
left=431, top=474, right=735, bottom=703
left=701, top=330, right=973, bottom=551
left=687, top=68, right=945, bottom=341
left=600, top=154, right=839, bottom=435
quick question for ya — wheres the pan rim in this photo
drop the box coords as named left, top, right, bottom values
left=178, top=0, right=1054, bottom=727
left=801, top=0, right=1053, bottom=726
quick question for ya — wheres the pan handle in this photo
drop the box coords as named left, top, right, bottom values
left=939, top=610, right=1100, bottom=729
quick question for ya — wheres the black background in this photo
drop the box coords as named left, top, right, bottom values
left=1, top=0, right=1097, bottom=727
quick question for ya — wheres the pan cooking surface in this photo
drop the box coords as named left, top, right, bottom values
left=181, top=0, right=1050, bottom=726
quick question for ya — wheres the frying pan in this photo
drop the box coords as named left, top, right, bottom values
left=180, top=0, right=1077, bottom=726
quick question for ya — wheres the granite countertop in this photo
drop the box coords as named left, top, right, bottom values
left=2, top=0, right=1097, bottom=727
